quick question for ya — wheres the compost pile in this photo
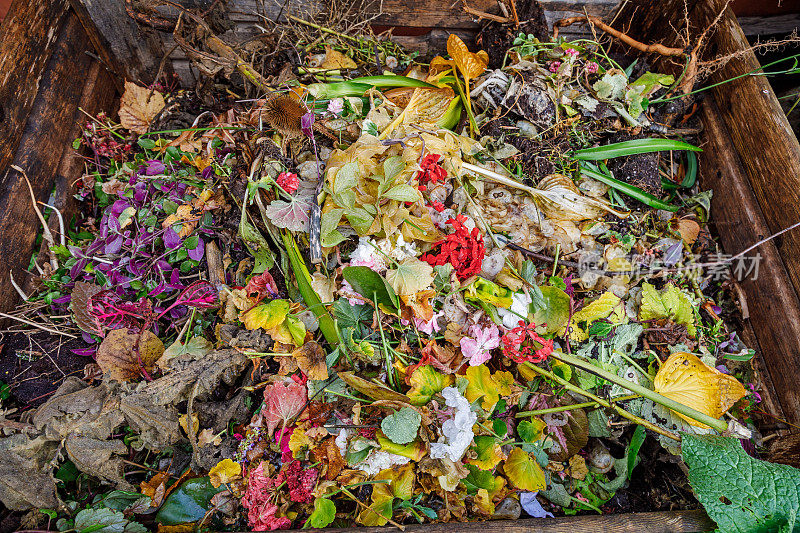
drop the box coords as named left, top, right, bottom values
left=1, top=7, right=791, bottom=533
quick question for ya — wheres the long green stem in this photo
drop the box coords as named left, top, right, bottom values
left=522, top=361, right=680, bottom=440
left=550, top=352, right=728, bottom=432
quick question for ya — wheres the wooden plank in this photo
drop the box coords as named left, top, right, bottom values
left=0, top=11, right=94, bottom=317
left=25, top=60, right=120, bottom=294
left=698, top=98, right=800, bottom=426
left=282, top=510, right=713, bottom=533
left=69, top=0, right=170, bottom=85
left=0, top=0, right=68, bottom=189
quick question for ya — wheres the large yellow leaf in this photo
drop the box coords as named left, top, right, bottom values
left=320, top=45, right=357, bottom=69
left=503, top=448, right=546, bottom=491
left=654, top=352, right=746, bottom=428
left=446, top=34, right=488, bottom=81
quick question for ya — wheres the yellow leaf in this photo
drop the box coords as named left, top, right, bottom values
left=386, top=257, right=434, bottom=296
left=321, top=45, right=357, bottom=70
left=292, top=340, right=329, bottom=380
left=493, top=371, right=515, bottom=396
left=468, top=435, right=505, bottom=470
left=571, top=291, right=623, bottom=324
left=474, top=488, right=495, bottom=515
left=503, top=448, right=546, bottom=491
left=653, top=352, right=747, bottom=428
left=407, top=365, right=454, bottom=406
left=241, top=299, right=290, bottom=331
left=209, top=458, right=242, bottom=488
left=465, top=365, right=499, bottom=411
left=380, top=87, right=454, bottom=138
left=179, top=413, right=199, bottom=436
left=119, top=81, right=166, bottom=135
left=446, top=34, right=488, bottom=81
left=289, top=427, right=312, bottom=454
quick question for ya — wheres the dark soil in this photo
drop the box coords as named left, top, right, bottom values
left=0, top=331, right=89, bottom=409
left=605, top=131, right=662, bottom=195
left=478, top=0, right=549, bottom=69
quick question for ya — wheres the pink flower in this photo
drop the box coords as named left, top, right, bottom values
left=549, top=61, right=562, bottom=73
left=460, top=324, right=500, bottom=366
left=585, top=61, right=599, bottom=74
left=327, top=98, right=344, bottom=116
left=414, top=311, right=444, bottom=335
left=565, top=48, right=580, bottom=57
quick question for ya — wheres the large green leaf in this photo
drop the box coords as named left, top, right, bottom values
left=155, top=477, right=225, bottom=526
left=682, top=434, right=800, bottom=533
left=342, top=266, right=399, bottom=312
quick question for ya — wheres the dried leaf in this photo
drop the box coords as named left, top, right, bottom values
left=654, top=352, right=746, bottom=428
left=338, top=372, right=411, bottom=403
left=96, top=329, right=164, bottom=382
left=263, top=193, right=314, bottom=232
left=320, top=45, right=357, bottom=69
left=676, top=218, right=700, bottom=245
left=400, top=87, right=455, bottom=126
left=71, top=282, right=103, bottom=336
left=447, top=34, right=488, bottom=81
left=386, top=257, right=434, bottom=296
left=141, top=472, right=170, bottom=508
left=535, top=174, right=627, bottom=221
left=293, top=340, right=329, bottom=380
left=119, top=81, right=166, bottom=135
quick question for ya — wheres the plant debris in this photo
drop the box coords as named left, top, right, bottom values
left=0, top=3, right=795, bottom=532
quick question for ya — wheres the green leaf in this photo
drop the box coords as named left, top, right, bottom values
left=342, top=266, right=399, bottom=312
left=333, top=300, right=373, bottom=331
left=334, top=163, right=360, bottom=195
left=580, top=165, right=679, bottom=212
left=627, top=425, right=646, bottom=480
left=593, top=71, right=628, bottom=100
left=382, top=184, right=420, bottom=202
left=321, top=208, right=346, bottom=247
left=380, top=407, right=422, bottom=445
left=155, top=477, right=225, bottom=526
left=382, top=156, right=405, bottom=182
left=532, top=286, right=570, bottom=335
left=518, top=419, right=546, bottom=443
left=572, top=138, right=702, bottom=161
left=630, top=72, right=675, bottom=96
left=74, top=508, right=147, bottom=533
left=308, top=498, right=337, bottom=528
left=639, top=282, right=696, bottom=336
left=682, top=434, right=800, bottom=532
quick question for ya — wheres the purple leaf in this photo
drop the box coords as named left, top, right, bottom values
left=188, top=237, right=205, bottom=261
left=163, top=227, right=181, bottom=249
left=301, top=111, right=315, bottom=138
left=105, top=235, right=124, bottom=255
left=145, top=160, right=166, bottom=176
left=201, top=166, right=215, bottom=180
left=520, top=492, right=553, bottom=518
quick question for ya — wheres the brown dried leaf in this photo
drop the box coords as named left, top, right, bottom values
left=119, top=81, right=166, bottom=135
left=96, top=329, right=164, bottom=382
left=293, top=340, right=329, bottom=381
left=320, top=45, right=357, bottom=70
left=71, top=282, right=103, bottom=336
left=338, top=372, right=411, bottom=403
left=141, top=472, right=170, bottom=508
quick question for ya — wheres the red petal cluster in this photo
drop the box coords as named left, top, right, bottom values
left=241, top=462, right=292, bottom=531
left=276, top=172, right=300, bottom=195
left=277, top=459, right=318, bottom=503
left=501, top=320, right=554, bottom=363
left=418, top=153, right=447, bottom=189
left=421, top=214, right=485, bottom=280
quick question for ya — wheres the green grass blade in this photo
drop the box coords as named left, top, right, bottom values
left=572, top=138, right=702, bottom=160
left=308, top=76, right=435, bottom=99
left=581, top=166, right=680, bottom=212
left=282, top=232, right=340, bottom=347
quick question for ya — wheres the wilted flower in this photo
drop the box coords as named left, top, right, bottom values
left=430, top=387, right=477, bottom=462
left=549, top=61, right=562, bottom=73
left=564, top=48, right=580, bottom=57
left=585, top=61, right=599, bottom=74
left=460, top=324, right=500, bottom=366
left=327, top=98, right=344, bottom=116
left=276, top=172, right=299, bottom=195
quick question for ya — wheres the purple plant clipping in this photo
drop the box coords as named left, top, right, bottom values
left=145, top=160, right=166, bottom=175
left=301, top=111, right=315, bottom=138
left=201, top=166, right=215, bottom=180
left=188, top=237, right=205, bottom=261
left=163, top=227, right=181, bottom=249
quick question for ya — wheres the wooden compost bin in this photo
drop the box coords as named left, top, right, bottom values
left=0, top=0, right=798, bottom=531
